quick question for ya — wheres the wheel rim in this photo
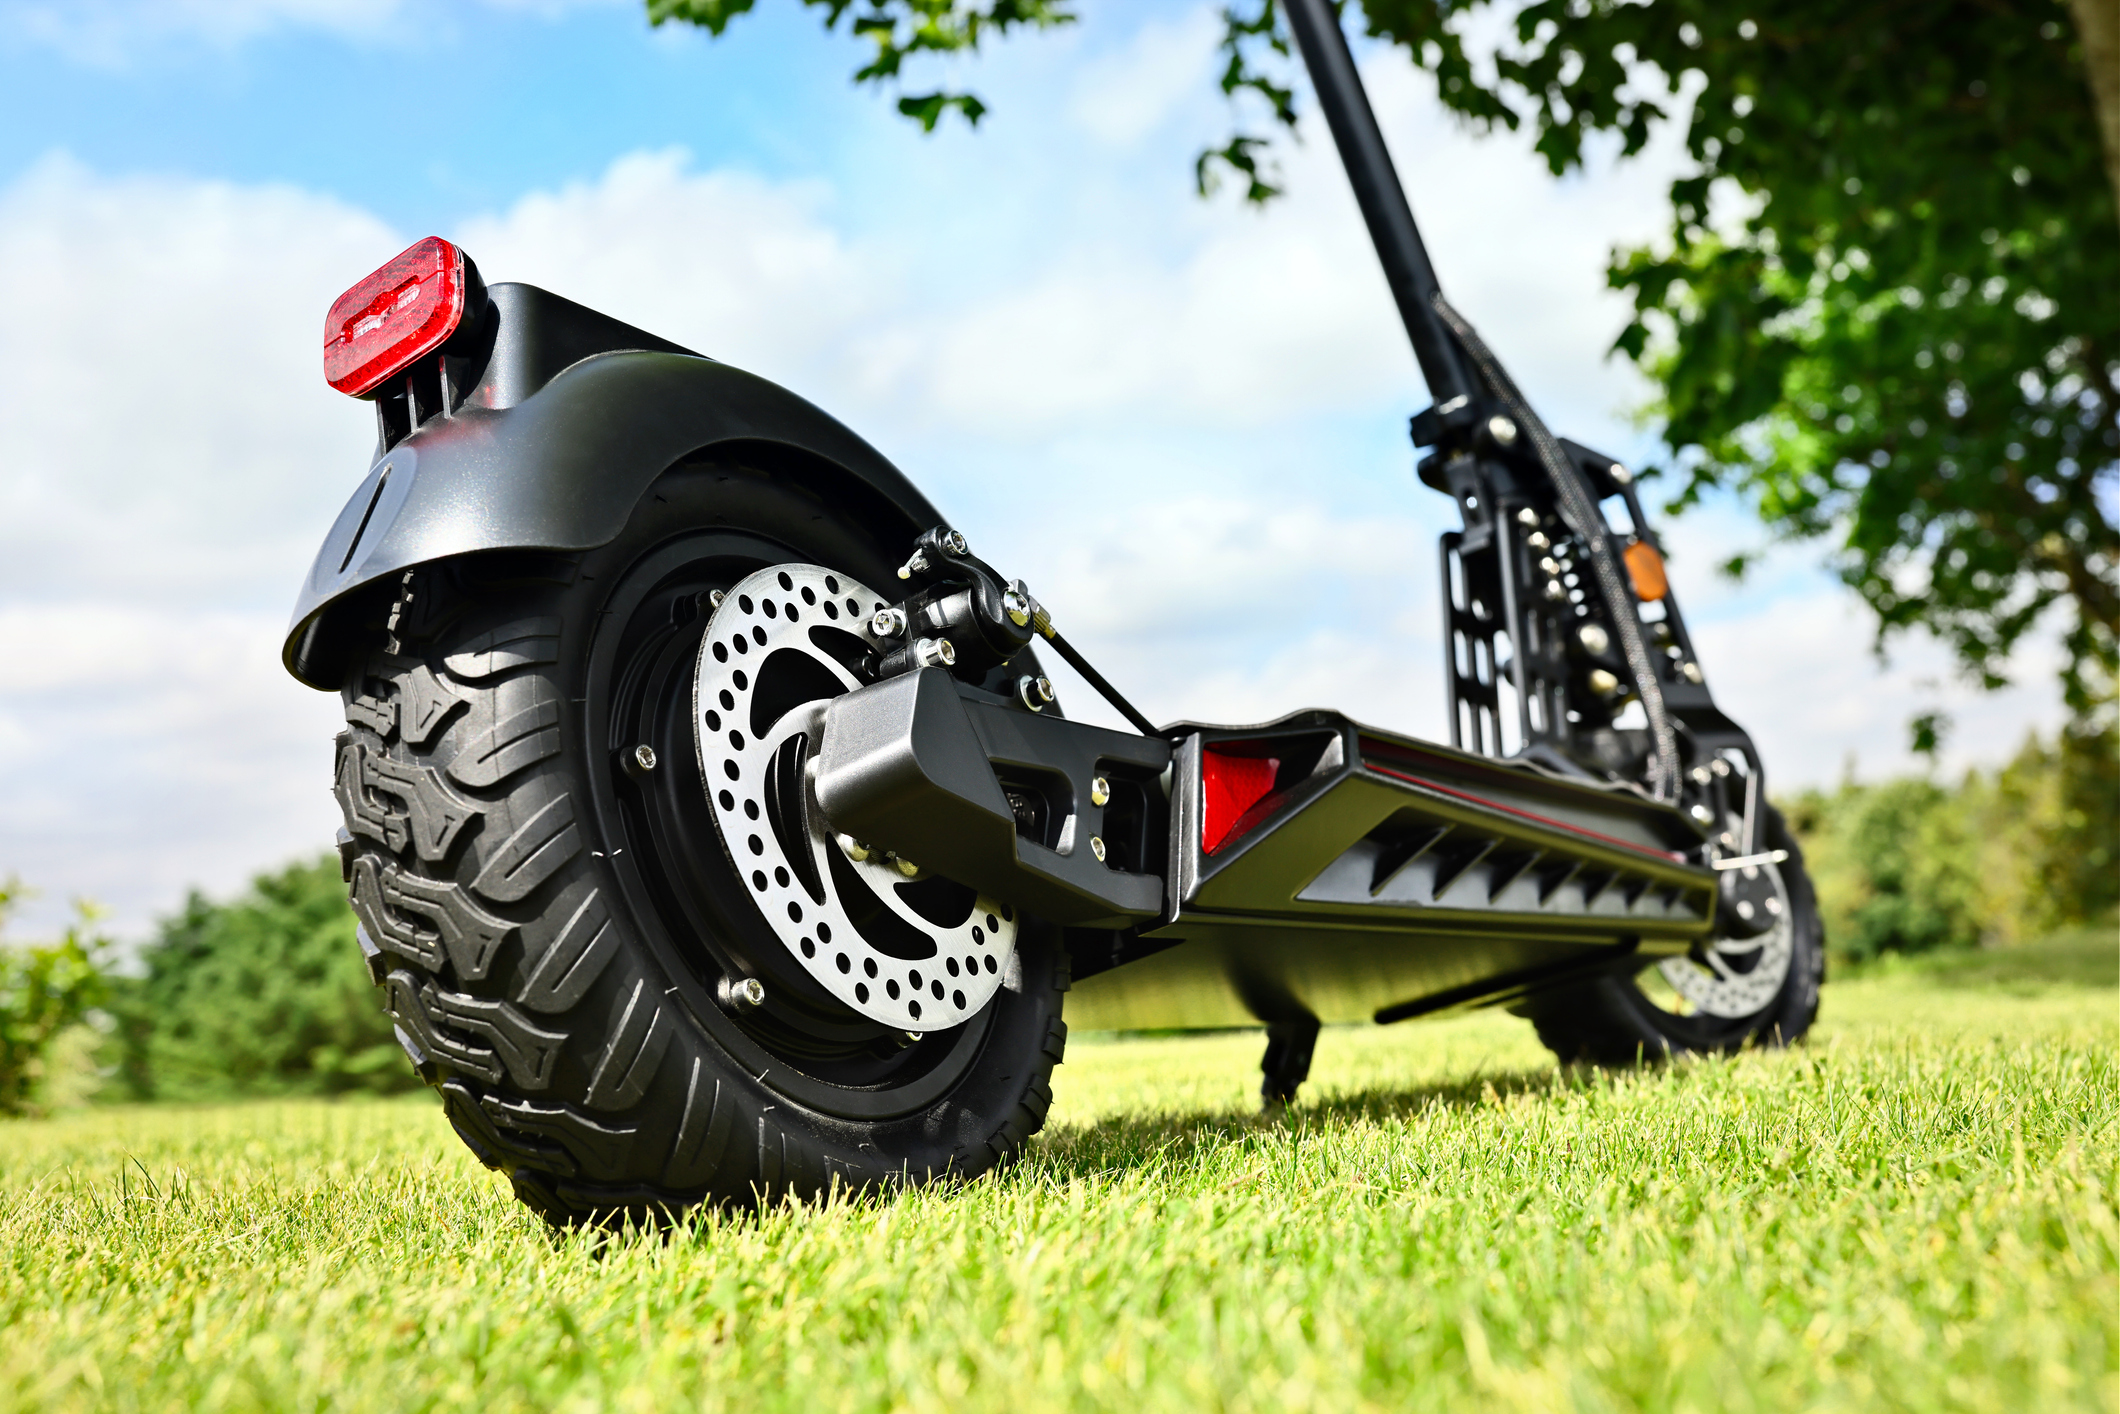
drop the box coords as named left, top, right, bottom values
left=1654, top=857, right=1795, bottom=1018
left=694, top=564, right=1020, bottom=1034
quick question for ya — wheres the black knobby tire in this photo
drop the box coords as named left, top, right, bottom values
left=1520, top=804, right=1824, bottom=1065
left=333, top=456, right=1069, bottom=1226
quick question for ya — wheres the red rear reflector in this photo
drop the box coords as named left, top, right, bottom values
left=323, top=236, right=467, bottom=397
left=1202, top=746, right=1281, bottom=854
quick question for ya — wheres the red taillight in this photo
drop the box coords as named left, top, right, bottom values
left=1202, top=745, right=1282, bottom=854
left=323, top=236, right=467, bottom=397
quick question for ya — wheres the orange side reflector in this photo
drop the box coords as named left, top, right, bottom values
left=1623, top=539, right=1668, bottom=602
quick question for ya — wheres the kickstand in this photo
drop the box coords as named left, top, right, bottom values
left=1258, top=1017, right=1320, bottom=1115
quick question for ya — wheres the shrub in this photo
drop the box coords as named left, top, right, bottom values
left=111, top=855, right=416, bottom=1099
left=0, top=883, right=110, bottom=1117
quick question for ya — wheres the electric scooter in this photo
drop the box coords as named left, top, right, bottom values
left=286, top=0, right=1821, bottom=1225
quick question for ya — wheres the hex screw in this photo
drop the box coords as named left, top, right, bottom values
left=633, top=744, right=658, bottom=773
left=1017, top=675, right=1054, bottom=712
left=709, top=589, right=726, bottom=609
left=1089, top=836, right=1107, bottom=863
left=719, top=976, right=766, bottom=1012
left=871, top=606, right=908, bottom=638
left=912, top=637, right=956, bottom=669
left=1002, top=582, right=1033, bottom=627
left=1488, top=414, right=1519, bottom=446
left=942, top=530, right=969, bottom=556
left=1090, top=776, right=1111, bottom=807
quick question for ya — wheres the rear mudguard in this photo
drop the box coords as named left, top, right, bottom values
left=284, top=282, right=943, bottom=690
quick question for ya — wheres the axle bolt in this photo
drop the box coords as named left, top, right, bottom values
left=718, top=976, right=766, bottom=1012
left=1089, top=836, right=1107, bottom=863
left=1090, top=776, right=1111, bottom=807
left=912, top=637, right=956, bottom=669
left=871, top=606, right=908, bottom=638
left=1017, top=675, right=1054, bottom=712
left=1487, top=415, right=1519, bottom=446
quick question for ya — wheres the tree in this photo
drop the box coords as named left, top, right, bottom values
left=651, top=0, right=2120, bottom=731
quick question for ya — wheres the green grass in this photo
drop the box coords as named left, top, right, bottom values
left=3, top=951, right=2114, bottom=1413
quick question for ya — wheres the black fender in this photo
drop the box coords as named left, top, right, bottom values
left=283, top=282, right=944, bottom=690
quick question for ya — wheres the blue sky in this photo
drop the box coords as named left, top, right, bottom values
left=0, top=0, right=2069, bottom=938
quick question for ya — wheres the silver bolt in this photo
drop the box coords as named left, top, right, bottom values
left=1516, top=507, right=1539, bottom=527
left=1002, top=582, right=1033, bottom=628
left=1742, top=865, right=1760, bottom=881
left=1766, top=896, right=1783, bottom=916
left=1588, top=668, right=1620, bottom=695
left=1089, top=836, right=1106, bottom=863
left=1736, top=899, right=1756, bottom=921
left=1609, top=462, right=1634, bottom=486
left=1090, top=776, right=1111, bottom=807
left=719, top=976, right=766, bottom=1012
left=1543, top=580, right=1567, bottom=600
left=871, top=606, right=908, bottom=638
left=1488, top=414, right=1519, bottom=446
left=942, top=530, right=969, bottom=556
left=838, top=834, right=871, bottom=863
left=709, top=589, right=726, bottom=609
left=1527, top=531, right=1551, bottom=550
left=1691, top=765, right=1713, bottom=785
left=1690, top=804, right=1714, bottom=824
left=1539, top=556, right=1561, bottom=576
left=1711, top=759, right=1731, bottom=777
left=632, top=744, right=658, bottom=773
left=912, top=637, right=956, bottom=669
left=1577, top=623, right=1610, bottom=655
left=1681, top=661, right=1704, bottom=684
left=1018, top=675, right=1054, bottom=711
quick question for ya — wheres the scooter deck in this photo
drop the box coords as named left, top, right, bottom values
left=1074, top=711, right=1715, bottom=1030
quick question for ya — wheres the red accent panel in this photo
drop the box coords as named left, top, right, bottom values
left=323, top=236, right=467, bottom=397
left=1362, top=760, right=1685, bottom=862
left=1202, top=746, right=1280, bottom=855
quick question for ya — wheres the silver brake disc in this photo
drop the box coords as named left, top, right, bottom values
left=693, top=563, right=1018, bottom=1032
left=1657, top=848, right=1794, bottom=1018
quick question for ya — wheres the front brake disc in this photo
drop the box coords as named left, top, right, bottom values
left=693, top=563, right=1018, bottom=1033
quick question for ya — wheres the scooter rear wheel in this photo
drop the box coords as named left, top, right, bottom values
left=333, top=455, right=1068, bottom=1226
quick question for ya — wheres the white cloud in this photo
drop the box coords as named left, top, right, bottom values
left=1067, top=6, right=1224, bottom=147
left=0, top=0, right=623, bottom=67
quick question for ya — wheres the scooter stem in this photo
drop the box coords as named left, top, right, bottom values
left=1281, top=0, right=1473, bottom=407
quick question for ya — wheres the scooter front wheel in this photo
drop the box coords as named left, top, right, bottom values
left=333, top=456, right=1068, bottom=1226
left=1516, top=804, right=1824, bottom=1065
